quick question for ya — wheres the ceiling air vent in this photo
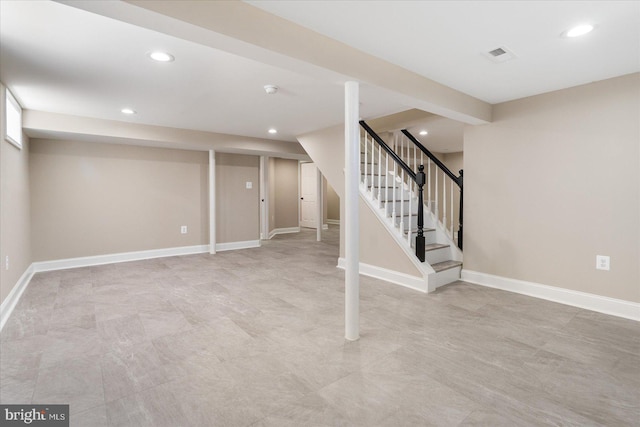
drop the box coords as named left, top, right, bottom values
left=482, top=46, right=516, bottom=63
left=489, top=47, right=507, bottom=57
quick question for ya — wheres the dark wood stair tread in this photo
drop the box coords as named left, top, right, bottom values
left=403, top=228, right=435, bottom=233
left=431, top=260, right=462, bottom=272
left=425, top=243, right=449, bottom=252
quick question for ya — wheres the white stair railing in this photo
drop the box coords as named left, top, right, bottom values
left=359, top=122, right=427, bottom=262
left=398, top=129, right=463, bottom=250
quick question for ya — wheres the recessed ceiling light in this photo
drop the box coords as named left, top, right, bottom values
left=565, top=24, right=594, bottom=38
left=121, top=108, right=136, bottom=115
left=268, top=128, right=277, bottom=134
left=419, top=130, right=428, bottom=136
left=264, top=85, right=278, bottom=95
left=149, top=51, right=175, bottom=62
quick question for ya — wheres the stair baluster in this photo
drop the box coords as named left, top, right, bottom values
left=443, top=169, right=447, bottom=230
left=378, top=140, right=382, bottom=208
left=416, top=165, right=426, bottom=262
left=363, top=133, right=368, bottom=189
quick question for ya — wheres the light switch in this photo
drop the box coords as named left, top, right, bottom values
left=246, top=181, right=253, bottom=189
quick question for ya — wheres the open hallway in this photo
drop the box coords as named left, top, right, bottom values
left=1, top=226, right=638, bottom=426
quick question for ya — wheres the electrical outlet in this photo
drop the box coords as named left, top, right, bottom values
left=180, top=226, right=188, bottom=234
left=246, top=181, right=253, bottom=189
left=596, top=255, right=610, bottom=271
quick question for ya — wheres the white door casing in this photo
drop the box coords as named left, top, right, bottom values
left=300, top=162, right=317, bottom=228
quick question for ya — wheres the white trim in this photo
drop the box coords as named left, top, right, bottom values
left=461, top=270, right=640, bottom=321
left=33, top=245, right=210, bottom=272
left=327, top=219, right=340, bottom=225
left=209, top=150, right=216, bottom=254
left=260, top=156, right=269, bottom=240
left=338, top=257, right=427, bottom=293
left=322, top=224, right=329, bottom=230
left=0, top=265, right=34, bottom=332
left=268, top=227, right=300, bottom=239
left=215, top=240, right=261, bottom=252
left=1, top=242, right=265, bottom=330
left=4, top=88, right=23, bottom=149
left=344, top=81, right=360, bottom=340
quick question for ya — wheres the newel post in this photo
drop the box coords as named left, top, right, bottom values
left=416, top=165, right=426, bottom=262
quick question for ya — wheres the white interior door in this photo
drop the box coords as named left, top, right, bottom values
left=300, top=162, right=317, bottom=228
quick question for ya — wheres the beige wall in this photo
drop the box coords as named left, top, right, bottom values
left=216, top=153, right=260, bottom=243
left=273, top=158, right=299, bottom=229
left=30, top=139, right=208, bottom=261
left=0, top=83, right=32, bottom=305
left=327, top=181, right=340, bottom=221
left=464, top=73, right=639, bottom=303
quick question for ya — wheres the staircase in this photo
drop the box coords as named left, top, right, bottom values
left=359, top=121, right=463, bottom=291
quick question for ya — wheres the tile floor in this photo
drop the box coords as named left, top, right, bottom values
left=1, top=226, right=638, bottom=426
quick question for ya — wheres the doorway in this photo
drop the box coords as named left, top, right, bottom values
left=300, top=162, right=318, bottom=229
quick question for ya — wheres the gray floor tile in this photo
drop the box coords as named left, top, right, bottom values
left=0, top=226, right=637, bottom=427
left=33, top=355, right=104, bottom=415
left=101, top=341, right=169, bottom=403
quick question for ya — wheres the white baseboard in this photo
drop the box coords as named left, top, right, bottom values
left=268, top=227, right=300, bottom=239
left=2, top=241, right=263, bottom=331
left=337, top=257, right=427, bottom=293
left=322, top=224, right=329, bottom=230
left=461, top=269, right=640, bottom=321
left=33, top=245, right=210, bottom=272
left=0, top=265, right=35, bottom=332
left=327, top=219, right=340, bottom=225
left=215, top=240, right=261, bottom=252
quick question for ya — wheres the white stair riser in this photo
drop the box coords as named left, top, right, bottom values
left=360, top=167, right=384, bottom=176
left=370, top=187, right=411, bottom=201
left=433, top=266, right=462, bottom=288
left=425, top=247, right=451, bottom=264
left=395, top=215, right=419, bottom=229
left=384, top=200, right=418, bottom=216
left=365, top=175, right=390, bottom=186
left=405, top=230, right=437, bottom=245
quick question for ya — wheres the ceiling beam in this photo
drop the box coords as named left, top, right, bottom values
left=60, top=0, right=492, bottom=125
left=23, top=110, right=310, bottom=159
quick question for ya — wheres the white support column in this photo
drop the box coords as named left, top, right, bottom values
left=260, top=156, right=269, bottom=240
left=209, top=150, right=216, bottom=254
left=316, top=167, right=323, bottom=242
left=345, top=81, right=359, bottom=341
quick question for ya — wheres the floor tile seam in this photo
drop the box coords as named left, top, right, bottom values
left=541, top=332, right=640, bottom=362
left=102, top=369, right=182, bottom=407
left=538, top=347, right=638, bottom=384
left=455, top=365, right=612, bottom=426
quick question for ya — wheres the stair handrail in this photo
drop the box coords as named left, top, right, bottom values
left=360, top=121, right=415, bottom=181
left=401, top=128, right=463, bottom=250
left=359, top=120, right=426, bottom=262
left=401, top=129, right=460, bottom=187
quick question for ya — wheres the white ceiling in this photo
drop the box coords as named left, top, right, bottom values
left=248, top=0, right=640, bottom=104
left=0, top=1, right=407, bottom=143
left=1, top=1, right=638, bottom=153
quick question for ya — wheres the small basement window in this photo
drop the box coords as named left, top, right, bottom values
left=5, top=88, right=22, bottom=149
